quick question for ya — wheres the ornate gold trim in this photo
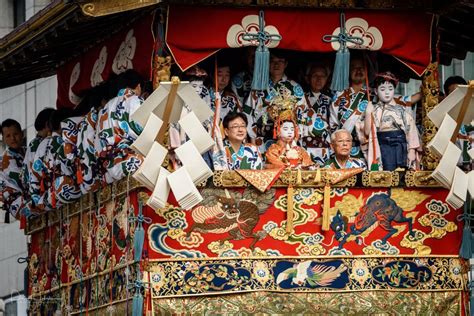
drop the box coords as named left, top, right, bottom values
left=214, top=170, right=358, bottom=188
left=405, top=170, right=443, bottom=187
left=421, top=63, right=440, bottom=170
left=362, top=171, right=399, bottom=187
left=214, top=170, right=248, bottom=187
left=80, top=0, right=161, bottom=17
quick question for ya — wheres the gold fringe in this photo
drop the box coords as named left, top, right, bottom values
left=315, top=168, right=321, bottom=183
left=286, top=185, right=294, bottom=234
left=322, top=184, right=331, bottom=231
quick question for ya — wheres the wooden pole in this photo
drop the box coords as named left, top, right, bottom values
left=155, top=76, right=180, bottom=145
left=450, top=83, right=474, bottom=143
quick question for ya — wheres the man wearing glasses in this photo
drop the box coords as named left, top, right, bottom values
left=223, top=112, right=263, bottom=170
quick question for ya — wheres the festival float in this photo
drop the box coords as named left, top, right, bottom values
left=1, top=0, right=472, bottom=315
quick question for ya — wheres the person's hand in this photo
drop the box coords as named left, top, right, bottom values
left=366, top=101, right=374, bottom=114
left=407, top=149, right=416, bottom=169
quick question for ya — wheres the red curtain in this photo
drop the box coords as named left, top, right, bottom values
left=166, top=6, right=432, bottom=76
left=56, top=13, right=155, bottom=109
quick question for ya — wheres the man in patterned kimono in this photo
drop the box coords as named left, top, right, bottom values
left=223, top=112, right=263, bottom=170
left=216, top=63, right=242, bottom=120
left=22, top=108, right=55, bottom=195
left=244, top=50, right=307, bottom=154
left=231, top=47, right=255, bottom=106
left=330, top=57, right=370, bottom=160
left=30, top=110, right=81, bottom=211
left=76, top=108, right=99, bottom=193
left=1, top=119, right=27, bottom=219
left=301, top=63, right=333, bottom=166
left=95, top=70, right=144, bottom=184
left=75, top=82, right=111, bottom=194
left=324, top=129, right=366, bottom=169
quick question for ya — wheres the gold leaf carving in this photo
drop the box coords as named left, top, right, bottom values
left=80, top=0, right=161, bottom=17
left=331, top=193, right=364, bottom=220
left=421, top=63, right=440, bottom=170
left=390, top=188, right=429, bottom=212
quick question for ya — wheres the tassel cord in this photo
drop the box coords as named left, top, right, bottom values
left=242, top=10, right=281, bottom=91
left=323, top=12, right=364, bottom=92
left=95, top=192, right=101, bottom=314
left=212, top=56, right=220, bottom=139
left=129, top=269, right=151, bottom=316
left=108, top=186, right=116, bottom=310
left=322, top=13, right=364, bottom=48
left=125, top=174, right=131, bottom=315
left=129, top=201, right=151, bottom=263
left=459, top=195, right=473, bottom=260
left=78, top=198, right=84, bottom=314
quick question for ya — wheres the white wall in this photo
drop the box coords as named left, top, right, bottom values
left=26, top=0, right=50, bottom=20
left=0, top=0, right=54, bottom=299
left=440, top=52, right=474, bottom=92
left=0, top=222, right=28, bottom=299
left=0, top=76, right=56, bottom=298
left=0, top=77, right=57, bottom=150
left=0, top=0, right=13, bottom=38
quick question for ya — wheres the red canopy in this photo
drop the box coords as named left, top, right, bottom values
left=166, top=6, right=433, bottom=76
left=56, top=14, right=155, bottom=109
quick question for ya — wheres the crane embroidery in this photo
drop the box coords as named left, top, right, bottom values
left=276, top=261, right=347, bottom=287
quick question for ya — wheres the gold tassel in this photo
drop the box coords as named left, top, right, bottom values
left=315, top=168, right=321, bottom=183
left=286, top=185, right=294, bottom=234
left=322, top=184, right=331, bottom=231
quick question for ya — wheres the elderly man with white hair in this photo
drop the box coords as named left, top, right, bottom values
left=324, top=129, right=366, bottom=169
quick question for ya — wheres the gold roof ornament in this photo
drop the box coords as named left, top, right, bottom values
left=80, top=0, right=161, bottom=17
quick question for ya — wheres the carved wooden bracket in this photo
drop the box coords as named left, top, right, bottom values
left=80, top=0, right=161, bottom=17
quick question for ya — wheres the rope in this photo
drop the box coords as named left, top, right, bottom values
left=108, top=185, right=116, bottom=311
left=212, top=56, right=220, bottom=139
left=58, top=208, right=63, bottom=314
left=457, top=212, right=474, bottom=222
left=128, top=198, right=151, bottom=316
left=242, top=11, right=282, bottom=44
left=65, top=204, right=71, bottom=314
left=322, top=12, right=364, bottom=48
left=156, top=9, right=167, bottom=57
left=129, top=213, right=153, bottom=227
left=323, top=12, right=364, bottom=91
left=48, top=216, right=52, bottom=284
left=464, top=198, right=473, bottom=227
left=144, top=203, right=152, bottom=315
left=94, top=191, right=101, bottom=315
left=242, top=10, right=281, bottom=91
left=125, top=174, right=131, bottom=315
left=85, top=202, right=92, bottom=315
left=79, top=197, right=84, bottom=315
left=128, top=268, right=151, bottom=316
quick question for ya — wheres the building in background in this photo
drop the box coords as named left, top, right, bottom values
left=0, top=0, right=55, bottom=312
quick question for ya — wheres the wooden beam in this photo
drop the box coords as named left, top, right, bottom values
left=80, top=0, right=161, bottom=17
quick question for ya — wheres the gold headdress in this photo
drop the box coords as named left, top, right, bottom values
left=269, top=85, right=299, bottom=139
